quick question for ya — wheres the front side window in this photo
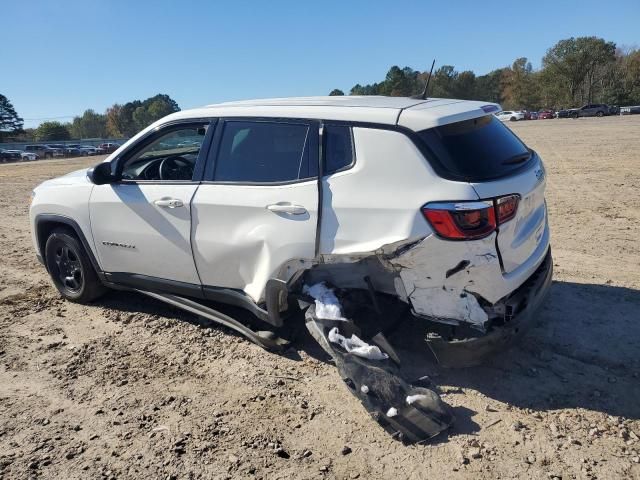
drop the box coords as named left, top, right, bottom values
left=214, top=121, right=311, bottom=183
left=120, top=124, right=207, bottom=181
left=324, top=125, right=354, bottom=174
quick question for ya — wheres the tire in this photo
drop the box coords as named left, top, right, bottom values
left=596, top=111, right=604, bottom=117
left=45, top=228, right=106, bottom=303
left=510, top=117, right=516, bottom=122
left=571, top=112, right=578, bottom=119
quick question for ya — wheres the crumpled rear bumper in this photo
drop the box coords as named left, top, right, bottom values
left=426, top=248, right=553, bottom=367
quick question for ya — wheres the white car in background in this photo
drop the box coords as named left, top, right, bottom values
left=29, top=96, right=552, bottom=442
left=495, top=110, right=525, bottom=122
left=20, top=151, right=39, bottom=161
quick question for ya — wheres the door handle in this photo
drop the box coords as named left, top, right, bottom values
left=154, top=198, right=184, bottom=208
left=266, top=203, right=307, bottom=215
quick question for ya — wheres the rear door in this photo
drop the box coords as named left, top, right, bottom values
left=191, top=118, right=319, bottom=302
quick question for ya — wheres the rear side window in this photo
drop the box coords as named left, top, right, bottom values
left=418, top=115, right=531, bottom=181
left=324, top=125, right=354, bottom=174
left=214, top=121, right=311, bottom=182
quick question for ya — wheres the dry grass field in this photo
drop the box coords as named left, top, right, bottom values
left=1, top=116, right=639, bottom=479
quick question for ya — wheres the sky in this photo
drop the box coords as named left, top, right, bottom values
left=2, top=0, right=639, bottom=128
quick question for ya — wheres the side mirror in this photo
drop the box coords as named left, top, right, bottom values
left=87, top=161, right=117, bottom=185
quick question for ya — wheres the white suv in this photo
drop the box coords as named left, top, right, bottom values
left=30, top=95, right=551, bottom=350
left=30, top=96, right=552, bottom=439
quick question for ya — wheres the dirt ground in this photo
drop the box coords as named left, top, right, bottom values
left=1, top=116, right=639, bottom=480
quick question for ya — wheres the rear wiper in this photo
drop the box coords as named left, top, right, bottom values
left=502, top=150, right=532, bottom=165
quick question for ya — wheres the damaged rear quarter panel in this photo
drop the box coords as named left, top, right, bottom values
left=388, top=233, right=503, bottom=327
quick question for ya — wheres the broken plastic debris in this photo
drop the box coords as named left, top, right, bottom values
left=406, top=394, right=429, bottom=405
left=328, top=327, right=389, bottom=361
left=303, top=283, right=346, bottom=320
left=304, top=305, right=454, bottom=443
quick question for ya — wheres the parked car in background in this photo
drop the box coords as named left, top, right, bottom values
left=0, top=149, right=22, bottom=162
left=63, top=144, right=82, bottom=157
left=620, top=105, right=640, bottom=115
left=48, top=144, right=67, bottom=150
left=48, top=144, right=80, bottom=157
left=495, top=110, right=525, bottom=122
left=78, top=145, right=101, bottom=156
left=3, top=149, right=36, bottom=161
left=98, top=142, right=120, bottom=153
left=529, top=111, right=538, bottom=120
left=19, top=150, right=39, bottom=161
left=565, top=104, right=611, bottom=118
left=538, top=110, right=554, bottom=119
left=25, top=145, right=63, bottom=159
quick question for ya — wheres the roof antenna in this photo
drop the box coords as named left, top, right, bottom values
left=416, top=59, right=436, bottom=100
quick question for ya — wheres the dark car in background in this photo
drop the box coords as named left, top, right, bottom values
left=0, top=149, right=22, bottom=162
left=63, top=144, right=83, bottom=156
left=79, top=145, right=103, bottom=155
left=563, top=104, right=611, bottom=118
left=621, top=105, right=640, bottom=115
left=25, top=145, right=63, bottom=159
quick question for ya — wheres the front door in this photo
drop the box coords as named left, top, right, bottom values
left=192, top=119, right=319, bottom=302
left=89, top=121, right=212, bottom=286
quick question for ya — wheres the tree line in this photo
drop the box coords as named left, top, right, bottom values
left=0, top=94, right=180, bottom=142
left=2, top=36, right=639, bottom=142
left=329, top=36, right=640, bottom=111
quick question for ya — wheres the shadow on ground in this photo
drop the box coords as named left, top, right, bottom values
left=396, top=281, right=640, bottom=426
left=93, top=279, right=640, bottom=436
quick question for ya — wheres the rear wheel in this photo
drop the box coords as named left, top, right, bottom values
left=45, top=228, right=106, bottom=303
left=596, top=111, right=604, bottom=117
left=510, top=117, right=516, bottom=122
left=571, top=112, right=579, bottom=119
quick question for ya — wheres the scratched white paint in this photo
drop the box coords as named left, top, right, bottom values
left=389, top=234, right=503, bottom=329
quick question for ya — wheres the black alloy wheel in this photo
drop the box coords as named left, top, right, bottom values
left=45, top=228, right=106, bottom=303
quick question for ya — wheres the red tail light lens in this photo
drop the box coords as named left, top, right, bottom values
left=495, top=194, right=519, bottom=224
left=422, top=195, right=520, bottom=240
left=422, top=202, right=496, bottom=240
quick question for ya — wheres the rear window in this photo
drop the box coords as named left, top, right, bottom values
left=418, top=115, right=532, bottom=181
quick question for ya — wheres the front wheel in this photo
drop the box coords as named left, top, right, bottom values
left=45, top=228, right=106, bottom=303
left=510, top=117, right=517, bottom=122
left=596, top=111, right=604, bottom=117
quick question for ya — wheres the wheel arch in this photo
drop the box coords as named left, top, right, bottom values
left=35, top=214, right=103, bottom=277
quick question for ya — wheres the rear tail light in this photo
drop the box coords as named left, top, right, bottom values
left=422, top=195, right=520, bottom=240
left=495, top=194, right=519, bottom=224
left=422, top=201, right=496, bottom=240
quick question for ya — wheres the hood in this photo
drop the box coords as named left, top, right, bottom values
left=36, top=168, right=92, bottom=188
